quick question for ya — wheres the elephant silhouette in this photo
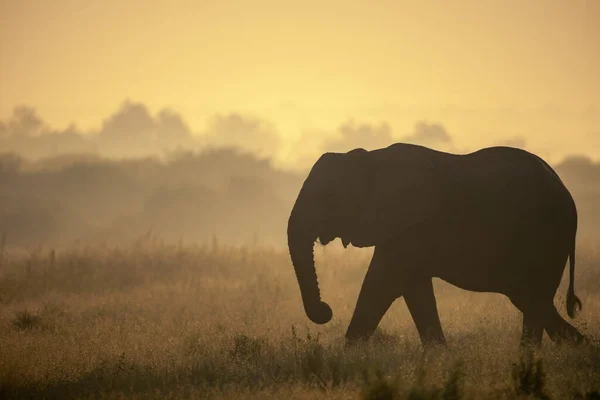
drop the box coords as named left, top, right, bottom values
left=287, top=143, right=586, bottom=347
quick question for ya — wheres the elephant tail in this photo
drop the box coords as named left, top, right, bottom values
left=566, top=245, right=582, bottom=318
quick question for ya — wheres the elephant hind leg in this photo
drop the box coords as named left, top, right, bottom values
left=508, top=294, right=546, bottom=347
left=403, top=278, right=446, bottom=347
left=544, top=306, right=586, bottom=344
left=510, top=294, right=585, bottom=346
left=520, top=311, right=544, bottom=347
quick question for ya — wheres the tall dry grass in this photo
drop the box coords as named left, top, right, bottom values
left=0, top=237, right=599, bottom=399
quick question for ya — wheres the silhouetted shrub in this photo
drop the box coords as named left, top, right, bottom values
left=511, top=354, right=550, bottom=400
left=11, top=310, right=43, bottom=331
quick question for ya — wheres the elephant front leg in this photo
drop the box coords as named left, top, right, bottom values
left=403, top=278, right=446, bottom=347
left=345, top=247, right=397, bottom=344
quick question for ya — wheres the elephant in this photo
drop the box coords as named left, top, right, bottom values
left=287, top=143, right=586, bottom=347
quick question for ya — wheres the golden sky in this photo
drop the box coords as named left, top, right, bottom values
left=1, top=0, right=599, bottom=163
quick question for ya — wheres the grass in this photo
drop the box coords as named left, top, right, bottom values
left=0, top=238, right=599, bottom=399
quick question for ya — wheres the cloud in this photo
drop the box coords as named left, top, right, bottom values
left=156, top=109, right=194, bottom=145
left=5, top=106, right=49, bottom=136
left=287, top=120, right=457, bottom=169
left=319, top=120, right=455, bottom=155
left=99, top=101, right=156, bottom=141
left=495, top=137, right=527, bottom=149
left=96, top=101, right=197, bottom=157
left=555, top=154, right=600, bottom=184
left=401, top=121, right=453, bottom=150
left=321, top=120, right=395, bottom=153
left=200, top=113, right=281, bottom=158
left=0, top=102, right=286, bottom=161
left=0, top=101, right=203, bottom=159
left=1, top=103, right=463, bottom=174
left=0, top=106, right=96, bottom=158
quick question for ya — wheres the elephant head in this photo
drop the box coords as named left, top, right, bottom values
left=287, top=148, right=373, bottom=324
left=287, top=144, right=443, bottom=325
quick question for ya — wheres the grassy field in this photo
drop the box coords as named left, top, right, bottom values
left=0, top=237, right=599, bottom=399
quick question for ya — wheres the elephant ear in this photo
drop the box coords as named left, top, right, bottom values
left=348, top=148, right=444, bottom=248
left=337, top=148, right=376, bottom=247
left=344, top=148, right=374, bottom=205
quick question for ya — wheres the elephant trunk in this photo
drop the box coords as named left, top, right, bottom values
left=287, top=209, right=333, bottom=325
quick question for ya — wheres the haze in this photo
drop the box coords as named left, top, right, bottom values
left=1, top=0, right=599, bottom=166
left=1, top=0, right=600, bottom=248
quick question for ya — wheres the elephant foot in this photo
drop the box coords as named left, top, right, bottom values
left=544, top=307, right=588, bottom=345
left=549, top=330, right=588, bottom=346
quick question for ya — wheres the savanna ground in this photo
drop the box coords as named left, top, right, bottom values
left=0, top=236, right=599, bottom=399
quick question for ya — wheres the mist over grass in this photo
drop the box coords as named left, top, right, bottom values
left=0, top=148, right=303, bottom=247
left=2, top=144, right=600, bottom=249
left=0, top=241, right=599, bottom=399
